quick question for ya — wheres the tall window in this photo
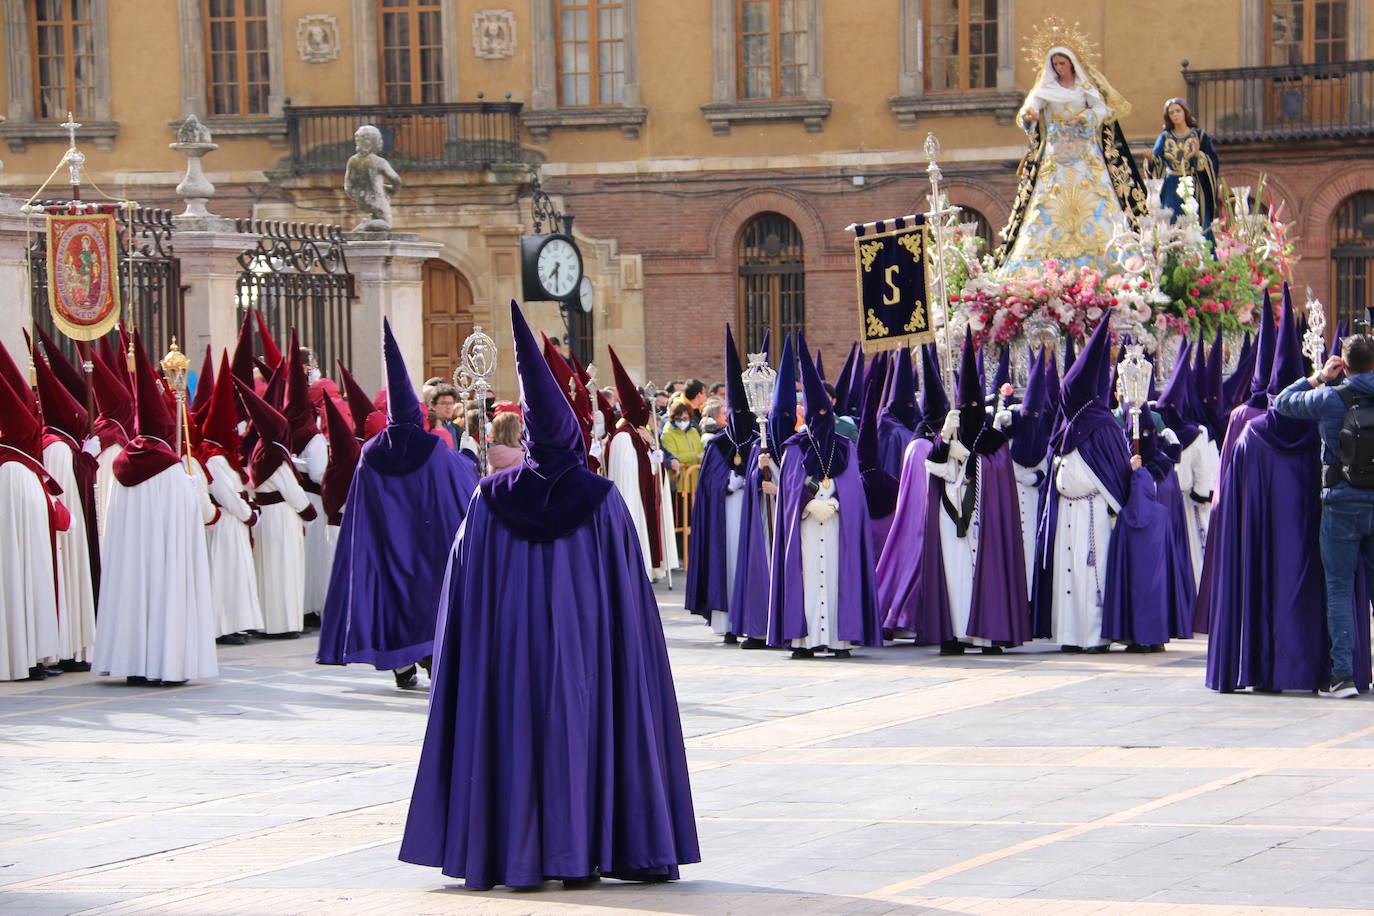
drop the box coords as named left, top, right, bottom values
left=737, top=0, right=809, bottom=100
left=925, top=0, right=998, bottom=92
left=379, top=0, right=443, bottom=105
left=29, top=0, right=95, bottom=119
left=1333, top=192, right=1374, bottom=331
left=205, top=0, right=270, bottom=116
left=1267, top=0, right=1348, bottom=64
left=556, top=1, right=625, bottom=107
left=738, top=213, right=805, bottom=356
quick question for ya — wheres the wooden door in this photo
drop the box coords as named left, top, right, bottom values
left=422, top=259, right=474, bottom=381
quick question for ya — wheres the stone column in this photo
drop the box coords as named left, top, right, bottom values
left=172, top=214, right=252, bottom=360
left=0, top=196, right=30, bottom=366
left=344, top=232, right=442, bottom=392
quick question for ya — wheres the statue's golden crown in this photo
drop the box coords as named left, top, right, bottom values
left=1021, top=17, right=1100, bottom=70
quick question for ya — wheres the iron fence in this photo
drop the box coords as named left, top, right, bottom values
left=1184, top=58, right=1374, bottom=143
left=283, top=101, right=525, bottom=174
left=234, top=219, right=356, bottom=373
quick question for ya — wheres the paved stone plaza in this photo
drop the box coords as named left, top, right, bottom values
left=3, top=586, right=1374, bottom=915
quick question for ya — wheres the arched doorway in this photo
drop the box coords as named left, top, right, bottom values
left=1333, top=192, right=1374, bottom=329
left=422, top=259, right=474, bottom=381
left=737, top=212, right=805, bottom=356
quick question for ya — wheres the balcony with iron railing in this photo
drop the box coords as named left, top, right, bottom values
left=1183, top=58, right=1374, bottom=143
left=282, top=101, right=527, bottom=174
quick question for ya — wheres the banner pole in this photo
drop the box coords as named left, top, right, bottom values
left=923, top=133, right=959, bottom=397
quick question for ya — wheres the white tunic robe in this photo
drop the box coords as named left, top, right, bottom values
left=927, top=452, right=990, bottom=645
left=1049, top=450, right=1119, bottom=648
left=94, top=443, right=121, bottom=540
left=709, top=480, right=745, bottom=635
left=608, top=431, right=667, bottom=580
left=1173, top=433, right=1219, bottom=588
left=251, top=461, right=311, bottom=634
left=93, top=463, right=218, bottom=682
left=0, top=460, right=59, bottom=680
left=1013, top=458, right=1047, bottom=602
left=43, top=439, right=96, bottom=663
left=795, top=479, right=852, bottom=651
left=204, top=454, right=265, bottom=636
left=298, top=434, right=332, bottom=614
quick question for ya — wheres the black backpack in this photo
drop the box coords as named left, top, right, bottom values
left=1336, top=385, right=1374, bottom=488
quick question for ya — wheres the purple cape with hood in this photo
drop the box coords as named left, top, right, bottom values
left=1031, top=319, right=1132, bottom=639
left=858, top=355, right=900, bottom=554
left=915, top=328, right=1029, bottom=645
left=316, top=318, right=480, bottom=669
left=1204, top=292, right=1371, bottom=691
left=766, top=338, right=882, bottom=647
left=685, top=324, right=758, bottom=623
left=400, top=301, right=698, bottom=888
left=878, top=346, right=919, bottom=479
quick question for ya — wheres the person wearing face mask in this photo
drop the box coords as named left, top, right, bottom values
left=660, top=402, right=703, bottom=484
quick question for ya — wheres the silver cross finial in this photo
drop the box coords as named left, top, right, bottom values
left=61, top=112, right=81, bottom=149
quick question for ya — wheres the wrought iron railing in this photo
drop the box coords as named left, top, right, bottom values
left=1184, top=59, right=1374, bottom=142
left=234, top=219, right=356, bottom=373
left=29, top=203, right=184, bottom=361
left=283, top=101, right=525, bottom=174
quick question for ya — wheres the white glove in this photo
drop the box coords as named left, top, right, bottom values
left=649, top=449, right=663, bottom=472
left=589, top=438, right=603, bottom=461
left=941, top=409, right=961, bottom=442
left=1161, top=427, right=1179, bottom=446
left=947, top=439, right=970, bottom=464
left=82, top=437, right=102, bottom=457
left=727, top=472, right=746, bottom=493
left=591, top=411, right=605, bottom=440
left=803, top=497, right=838, bottom=523
left=1013, top=464, right=1041, bottom=486
left=994, top=409, right=1013, bottom=431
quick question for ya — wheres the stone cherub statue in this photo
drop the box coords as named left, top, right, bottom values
left=344, top=125, right=401, bottom=233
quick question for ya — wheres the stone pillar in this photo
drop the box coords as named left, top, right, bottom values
left=344, top=232, right=442, bottom=392
left=172, top=214, right=252, bottom=360
left=0, top=196, right=30, bottom=367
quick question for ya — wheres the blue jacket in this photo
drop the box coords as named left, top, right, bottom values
left=1274, top=371, right=1374, bottom=503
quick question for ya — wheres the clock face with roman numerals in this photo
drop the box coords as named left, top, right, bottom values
left=537, top=236, right=582, bottom=298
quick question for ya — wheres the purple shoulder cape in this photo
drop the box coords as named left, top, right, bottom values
left=399, top=490, right=699, bottom=888
left=765, top=439, right=882, bottom=647
left=317, top=444, right=478, bottom=669
left=685, top=444, right=734, bottom=619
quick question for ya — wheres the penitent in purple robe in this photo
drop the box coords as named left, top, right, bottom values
left=877, top=436, right=934, bottom=637
left=317, top=319, right=479, bottom=670
left=400, top=300, right=698, bottom=889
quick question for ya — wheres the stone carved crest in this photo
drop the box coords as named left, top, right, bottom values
left=296, top=14, right=339, bottom=64
left=472, top=10, right=516, bottom=59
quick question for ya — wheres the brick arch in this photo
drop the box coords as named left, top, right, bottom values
left=929, top=179, right=1011, bottom=242
left=1216, top=166, right=1298, bottom=221
left=708, top=188, right=830, bottom=264
left=1302, top=165, right=1374, bottom=253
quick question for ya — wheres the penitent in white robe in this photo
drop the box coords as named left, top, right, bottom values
left=94, top=443, right=121, bottom=540
left=43, top=439, right=96, bottom=663
left=204, top=454, right=265, bottom=636
left=795, top=479, right=852, bottom=651
left=1013, top=458, right=1047, bottom=602
left=608, top=431, right=660, bottom=580
left=0, top=461, right=59, bottom=680
left=1173, top=433, right=1219, bottom=588
left=710, top=481, right=745, bottom=635
left=927, top=451, right=990, bottom=646
left=298, top=434, right=333, bottom=615
left=93, top=463, right=218, bottom=682
left=1049, top=450, right=1119, bottom=648
left=252, top=462, right=310, bottom=634
left=657, top=463, right=680, bottom=577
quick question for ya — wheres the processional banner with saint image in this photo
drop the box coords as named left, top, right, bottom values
left=45, top=211, right=121, bottom=341
left=853, top=216, right=933, bottom=353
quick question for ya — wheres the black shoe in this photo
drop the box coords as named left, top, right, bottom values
left=41, top=666, right=64, bottom=677
left=980, top=646, right=1004, bottom=656
left=831, top=648, right=852, bottom=659
left=24, top=666, right=49, bottom=681
left=1084, top=645, right=1111, bottom=654
left=258, top=631, right=302, bottom=640
left=57, top=659, right=91, bottom=672
left=1059, top=645, right=1084, bottom=653
left=159, top=679, right=188, bottom=688
left=790, top=647, right=815, bottom=660
left=394, top=666, right=419, bottom=689
left=1319, top=678, right=1359, bottom=699
left=418, top=655, right=433, bottom=675
left=740, top=637, right=768, bottom=650
left=723, top=632, right=739, bottom=645
left=939, top=640, right=965, bottom=656
left=215, top=633, right=249, bottom=646
left=561, top=874, right=601, bottom=890
left=125, top=676, right=148, bottom=686
left=1124, top=644, right=1151, bottom=654
left=302, top=612, right=321, bottom=631
left=1149, top=644, right=1166, bottom=653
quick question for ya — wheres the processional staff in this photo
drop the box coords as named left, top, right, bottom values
left=923, top=132, right=961, bottom=396
left=452, top=325, right=498, bottom=475
left=1116, top=343, right=1152, bottom=457
left=742, top=349, right=778, bottom=529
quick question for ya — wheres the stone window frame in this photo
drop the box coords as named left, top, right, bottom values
left=1238, top=0, right=1367, bottom=67
left=701, top=0, right=829, bottom=136
left=888, top=0, right=1020, bottom=131
left=176, top=0, right=287, bottom=147
left=350, top=0, right=460, bottom=107
left=1, top=0, right=116, bottom=152
left=525, top=0, right=645, bottom=142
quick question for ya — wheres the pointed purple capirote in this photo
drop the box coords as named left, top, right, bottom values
left=833, top=342, right=859, bottom=417
left=884, top=346, right=919, bottom=430
left=724, top=324, right=759, bottom=444
left=767, top=332, right=797, bottom=460
left=858, top=361, right=899, bottom=553
left=400, top=313, right=700, bottom=890
left=919, top=344, right=949, bottom=438
left=1009, top=347, right=1050, bottom=468
left=1044, top=344, right=1062, bottom=414
left=1157, top=340, right=1201, bottom=448
left=990, top=346, right=1012, bottom=397
left=956, top=327, right=986, bottom=445
left=848, top=350, right=867, bottom=416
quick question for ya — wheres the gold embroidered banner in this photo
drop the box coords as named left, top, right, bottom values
left=45, top=212, right=121, bottom=341
left=852, top=218, right=933, bottom=353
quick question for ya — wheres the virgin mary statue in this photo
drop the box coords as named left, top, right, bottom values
left=996, top=44, right=1147, bottom=277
